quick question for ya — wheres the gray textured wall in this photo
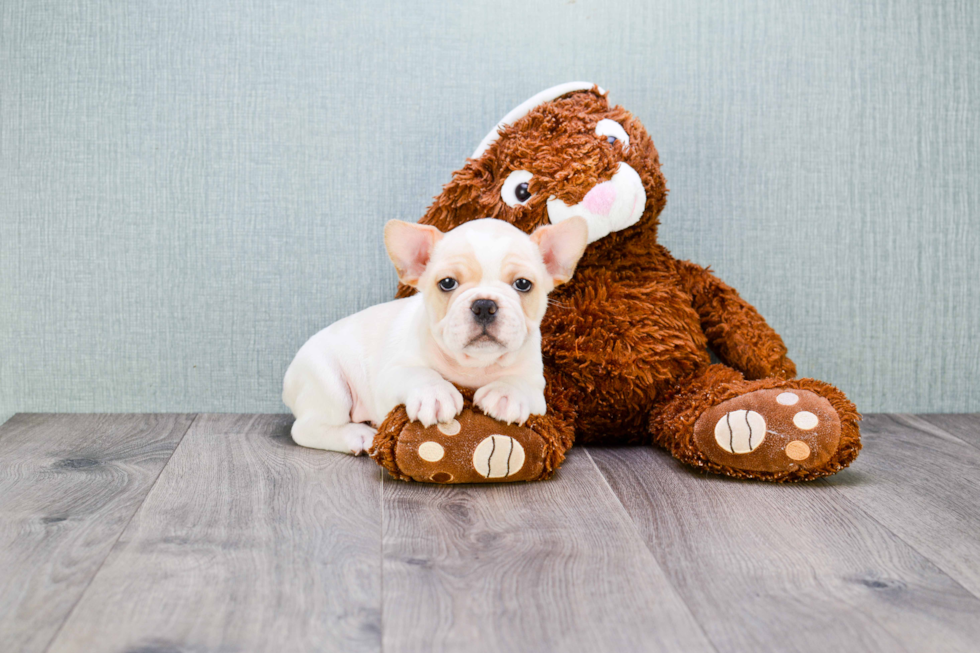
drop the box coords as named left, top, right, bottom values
left=2, top=0, right=978, bottom=421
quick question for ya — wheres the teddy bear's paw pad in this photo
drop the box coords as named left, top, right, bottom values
left=473, top=435, right=526, bottom=478
left=693, top=388, right=841, bottom=473
left=392, top=409, right=546, bottom=483
left=712, top=409, right=767, bottom=453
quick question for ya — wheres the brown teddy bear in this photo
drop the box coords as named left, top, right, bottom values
left=371, top=82, right=860, bottom=483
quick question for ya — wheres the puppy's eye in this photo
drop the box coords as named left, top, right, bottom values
left=512, top=278, right=533, bottom=293
left=438, top=278, right=458, bottom=292
left=595, top=119, right=630, bottom=152
left=501, top=170, right=533, bottom=207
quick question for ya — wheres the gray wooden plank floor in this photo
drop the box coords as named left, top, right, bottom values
left=46, top=414, right=382, bottom=653
left=381, top=450, right=712, bottom=653
left=1, top=412, right=979, bottom=653
left=822, top=414, right=980, bottom=598
left=591, top=442, right=980, bottom=653
left=915, top=413, right=980, bottom=450
left=0, top=414, right=194, bottom=653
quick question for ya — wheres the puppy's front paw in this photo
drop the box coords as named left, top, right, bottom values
left=474, top=382, right=545, bottom=425
left=406, top=382, right=464, bottom=427
left=344, top=423, right=378, bottom=456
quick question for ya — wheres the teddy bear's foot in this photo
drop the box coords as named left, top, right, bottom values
left=650, top=365, right=861, bottom=481
left=370, top=397, right=573, bottom=483
left=694, top=388, right=842, bottom=474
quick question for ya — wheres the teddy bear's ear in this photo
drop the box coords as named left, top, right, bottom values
left=471, top=82, right=605, bottom=159
left=384, top=221, right=443, bottom=287
left=530, top=216, right=589, bottom=286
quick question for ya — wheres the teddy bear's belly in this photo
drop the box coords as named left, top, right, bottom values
left=542, top=271, right=710, bottom=444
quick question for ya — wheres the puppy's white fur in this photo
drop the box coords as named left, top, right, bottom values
left=283, top=217, right=588, bottom=454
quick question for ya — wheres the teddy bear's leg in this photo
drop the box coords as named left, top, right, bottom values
left=648, top=364, right=861, bottom=481
left=370, top=386, right=575, bottom=484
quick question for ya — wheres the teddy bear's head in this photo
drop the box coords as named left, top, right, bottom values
left=417, top=83, right=668, bottom=251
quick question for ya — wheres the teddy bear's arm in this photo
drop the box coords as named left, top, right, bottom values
left=674, top=259, right=797, bottom=380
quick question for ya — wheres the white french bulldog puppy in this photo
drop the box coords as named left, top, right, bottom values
left=283, top=216, right=588, bottom=454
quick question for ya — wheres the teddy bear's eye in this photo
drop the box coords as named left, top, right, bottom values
left=501, top=170, right=534, bottom=207
left=595, top=119, right=630, bottom=152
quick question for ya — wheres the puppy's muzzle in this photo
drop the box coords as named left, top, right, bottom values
left=470, top=299, right=497, bottom=326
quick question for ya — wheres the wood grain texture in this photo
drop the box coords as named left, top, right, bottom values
left=822, top=414, right=980, bottom=598
left=916, top=413, right=980, bottom=450
left=380, top=448, right=713, bottom=653
left=0, top=413, right=194, bottom=653
left=591, top=446, right=980, bottom=653
left=45, top=414, right=383, bottom=653
left=9, top=413, right=980, bottom=652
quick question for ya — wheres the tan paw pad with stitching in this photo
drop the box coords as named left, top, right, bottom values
left=472, top=435, right=525, bottom=478
left=713, top=409, right=767, bottom=453
left=694, top=388, right=841, bottom=473
left=391, top=408, right=547, bottom=483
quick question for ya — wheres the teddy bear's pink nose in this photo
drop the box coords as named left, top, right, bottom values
left=582, top=181, right=617, bottom=216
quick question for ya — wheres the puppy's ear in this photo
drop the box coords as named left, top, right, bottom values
left=530, top=216, right=589, bottom=286
left=384, top=220, right=444, bottom=287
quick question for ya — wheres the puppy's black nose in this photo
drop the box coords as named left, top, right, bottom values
left=471, top=299, right=497, bottom=326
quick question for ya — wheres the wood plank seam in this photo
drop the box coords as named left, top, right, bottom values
left=43, top=413, right=384, bottom=652
left=37, top=413, right=200, bottom=653
left=818, top=415, right=980, bottom=604
left=380, top=471, right=386, bottom=653
left=895, top=414, right=980, bottom=454
left=589, top=442, right=980, bottom=652
left=582, top=449, right=720, bottom=653
left=813, top=477, right=980, bottom=603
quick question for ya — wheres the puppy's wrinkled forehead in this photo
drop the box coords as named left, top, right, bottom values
left=431, top=219, right=538, bottom=280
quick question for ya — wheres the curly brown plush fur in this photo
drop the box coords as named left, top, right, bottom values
left=375, top=86, right=860, bottom=482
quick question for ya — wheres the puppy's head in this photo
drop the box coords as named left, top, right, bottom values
left=385, top=217, right=588, bottom=364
